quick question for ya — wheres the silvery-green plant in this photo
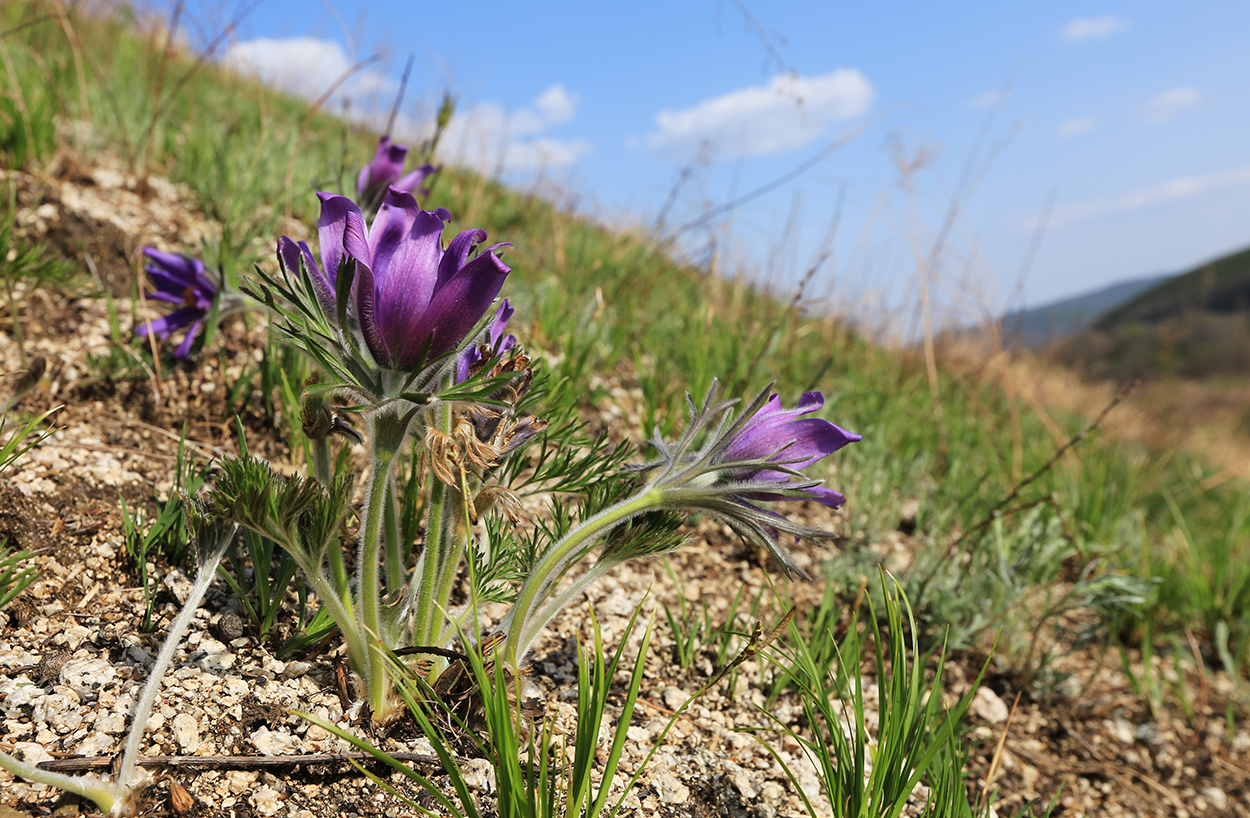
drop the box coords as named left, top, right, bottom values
left=0, top=503, right=236, bottom=817
left=211, top=184, right=860, bottom=723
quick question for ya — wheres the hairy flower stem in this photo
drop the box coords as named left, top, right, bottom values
left=118, top=527, right=235, bottom=787
left=360, top=411, right=410, bottom=712
left=311, top=436, right=332, bottom=485
left=501, top=488, right=662, bottom=669
left=383, top=480, right=403, bottom=597
left=410, top=405, right=455, bottom=654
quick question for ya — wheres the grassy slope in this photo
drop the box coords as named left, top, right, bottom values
left=3, top=3, right=1248, bottom=704
left=1096, top=244, right=1250, bottom=329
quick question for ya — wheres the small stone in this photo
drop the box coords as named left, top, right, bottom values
left=173, top=712, right=200, bottom=753
left=251, top=787, right=284, bottom=817
left=972, top=688, right=1010, bottom=724
left=461, top=757, right=496, bottom=793
left=663, top=685, right=688, bottom=711
left=34, top=650, right=70, bottom=684
left=251, top=725, right=300, bottom=756
left=13, top=741, right=53, bottom=765
left=1201, top=787, right=1227, bottom=811
left=224, top=770, right=260, bottom=794
left=214, top=612, right=244, bottom=642
left=96, top=711, right=126, bottom=734
left=725, top=763, right=761, bottom=800
left=163, top=569, right=194, bottom=605
left=652, top=771, right=690, bottom=804
left=1108, top=719, right=1135, bottom=745
left=59, top=657, right=119, bottom=696
left=77, top=732, right=115, bottom=757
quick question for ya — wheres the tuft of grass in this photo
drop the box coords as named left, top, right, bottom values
left=119, top=429, right=210, bottom=631
left=754, top=572, right=988, bottom=817
left=0, top=540, right=38, bottom=609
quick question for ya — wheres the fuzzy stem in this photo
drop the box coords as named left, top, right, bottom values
left=359, top=412, right=409, bottom=713
left=117, top=525, right=236, bottom=796
left=410, top=405, right=454, bottom=652
left=0, top=752, right=124, bottom=814
left=383, top=478, right=403, bottom=597
left=311, top=436, right=331, bottom=485
left=428, top=479, right=473, bottom=652
left=500, top=488, right=661, bottom=669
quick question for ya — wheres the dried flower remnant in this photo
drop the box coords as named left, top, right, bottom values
left=357, top=135, right=438, bottom=209
left=456, top=299, right=518, bottom=383
left=134, top=248, right=217, bottom=359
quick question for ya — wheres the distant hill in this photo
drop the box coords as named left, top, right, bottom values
left=999, top=276, right=1165, bottom=349
left=1053, top=244, right=1250, bottom=381
left=1094, top=245, right=1250, bottom=330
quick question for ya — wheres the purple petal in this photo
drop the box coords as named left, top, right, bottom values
left=173, top=316, right=205, bottom=359
left=136, top=306, right=202, bottom=339
left=399, top=248, right=511, bottom=366
left=316, top=193, right=369, bottom=281
left=353, top=259, right=391, bottom=368
left=455, top=298, right=516, bottom=382
left=371, top=198, right=452, bottom=356
left=438, top=228, right=488, bottom=291
left=487, top=298, right=515, bottom=343
left=395, top=162, right=437, bottom=195
left=743, top=485, right=847, bottom=510
left=734, top=417, right=860, bottom=472
left=358, top=136, right=409, bottom=197
left=142, top=248, right=202, bottom=286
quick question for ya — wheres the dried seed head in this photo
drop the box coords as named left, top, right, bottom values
left=169, top=778, right=196, bottom=815
left=475, top=484, right=523, bottom=523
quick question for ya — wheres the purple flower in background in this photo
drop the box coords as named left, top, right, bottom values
left=721, top=391, right=861, bottom=509
left=456, top=299, right=518, bottom=383
left=295, top=187, right=511, bottom=371
left=357, top=136, right=438, bottom=206
left=135, top=248, right=217, bottom=359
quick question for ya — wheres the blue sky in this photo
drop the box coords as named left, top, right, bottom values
left=171, top=1, right=1250, bottom=320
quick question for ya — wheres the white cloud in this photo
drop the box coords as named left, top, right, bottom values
left=1143, top=86, right=1200, bottom=122
left=646, top=69, right=873, bottom=159
left=1060, top=15, right=1129, bottom=42
left=1016, top=164, right=1250, bottom=230
left=437, top=85, right=592, bottom=173
left=223, top=37, right=396, bottom=108
left=1055, top=118, right=1096, bottom=138
left=535, top=85, right=577, bottom=125
left=222, top=38, right=589, bottom=175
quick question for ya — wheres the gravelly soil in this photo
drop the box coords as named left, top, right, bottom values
left=1, top=162, right=1249, bottom=818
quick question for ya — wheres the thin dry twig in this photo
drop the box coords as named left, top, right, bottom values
left=35, top=750, right=442, bottom=773
left=953, top=378, right=1139, bottom=552
left=980, top=690, right=1022, bottom=806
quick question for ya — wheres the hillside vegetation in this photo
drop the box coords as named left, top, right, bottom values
left=1055, top=245, right=1250, bottom=380
left=2, top=3, right=1249, bottom=816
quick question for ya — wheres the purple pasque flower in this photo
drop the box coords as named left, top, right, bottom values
left=721, top=391, right=860, bottom=509
left=640, top=382, right=859, bottom=579
left=135, top=248, right=218, bottom=359
left=456, top=299, right=518, bottom=383
left=357, top=136, right=438, bottom=206
left=300, top=187, right=511, bottom=372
